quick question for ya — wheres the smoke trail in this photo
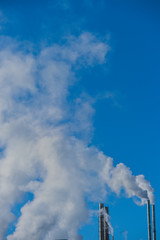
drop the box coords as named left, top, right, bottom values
left=100, top=208, right=114, bottom=236
left=0, top=33, right=154, bottom=240
left=101, top=159, right=154, bottom=205
left=90, top=208, right=113, bottom=236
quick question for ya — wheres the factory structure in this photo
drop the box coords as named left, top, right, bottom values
left=99, top=200, right=156, bottom=240
left=56, top=200, right=156, bottom=240
left=99, top=203, right=112, bottom=240
left=147, top=200, right=156, bottom=240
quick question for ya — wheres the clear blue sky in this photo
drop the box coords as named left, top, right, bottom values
left=0, top=0, right=159, bottom=240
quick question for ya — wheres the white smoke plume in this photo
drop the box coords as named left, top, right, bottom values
left=0, top=32, right=154, bottom=240
left=101, top=159, right=154, bottom=205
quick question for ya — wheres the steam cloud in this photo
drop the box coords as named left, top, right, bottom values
left=0, top=33, right=154, bottom=240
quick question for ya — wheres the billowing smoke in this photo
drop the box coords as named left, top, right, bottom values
left=0, top=33, right=154, bottom=240
left=101, top=159, right=154, bottom=205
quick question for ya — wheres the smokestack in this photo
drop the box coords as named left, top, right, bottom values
left=147, top=200, right=152, bottom=240
left=99, top=203, right=104, bottom=240
left=152, top=204, right=156, bottom=240
left=104, top=207, right=109, bottom=240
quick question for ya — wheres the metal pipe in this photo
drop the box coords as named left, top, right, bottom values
left=152, top=204, right=156, bottom=240
left=147, top=200, right=152, bottom=240
left=104, top=207, right=109, bottom=240
left=99, top=203, right=104, bottom=240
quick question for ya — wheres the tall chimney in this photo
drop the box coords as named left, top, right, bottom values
left=147, top=200, right=152, bottom=240
left=104, top=207, right=109, bottom=240
left=152, top=204, right=156, bottom=240
left=99, top=203, right=104, bottom=240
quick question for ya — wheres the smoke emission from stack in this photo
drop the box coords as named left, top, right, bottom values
left=0, top=33, right=155, bottom=240
left=103, top=207, right=113, bottom=238
left=99, top=204, right=113, bottom=240
left=99, top=204, right=104, bottom=240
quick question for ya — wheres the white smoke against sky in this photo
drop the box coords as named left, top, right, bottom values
left=100, top=208, right=113, bottom=236
left=0, top=32, right=154, bottom=240
left=89, top=208, right=113, bottom=237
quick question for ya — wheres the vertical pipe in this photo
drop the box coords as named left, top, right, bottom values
left=99, top=203, right=104, bottom=240
left=152, top=204, right=156, bottom=240
left=147, top=200, right=152, bottom=240
left=104, top=207, right=109, bottom=240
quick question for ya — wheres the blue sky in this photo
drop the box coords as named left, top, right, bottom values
left=0, top=0, right=159, bottom=240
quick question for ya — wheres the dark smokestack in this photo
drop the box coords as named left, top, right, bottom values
left=99, top=203, right=104, bottom=240
left=104, top=206, right=109, bottom=240
left=147, top=200, right=152, bottom=240
left=152, top=204, right=156, bottom=240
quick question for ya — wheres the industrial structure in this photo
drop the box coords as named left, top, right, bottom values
left=99, top=203, right=113, bottom=240
left=147, top=200, right=156, bottom=240
left=55, top=200, right=156, bottom=240
left=100, top=200, right=156, bottom=240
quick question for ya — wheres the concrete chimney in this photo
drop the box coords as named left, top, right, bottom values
left=99, top=203, right=104, bottom=240
left=147, top=200, right=152, bottom=240
left=152, top=204, right=156, bottom=240
left=104, top=206, right=109, bottom=240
